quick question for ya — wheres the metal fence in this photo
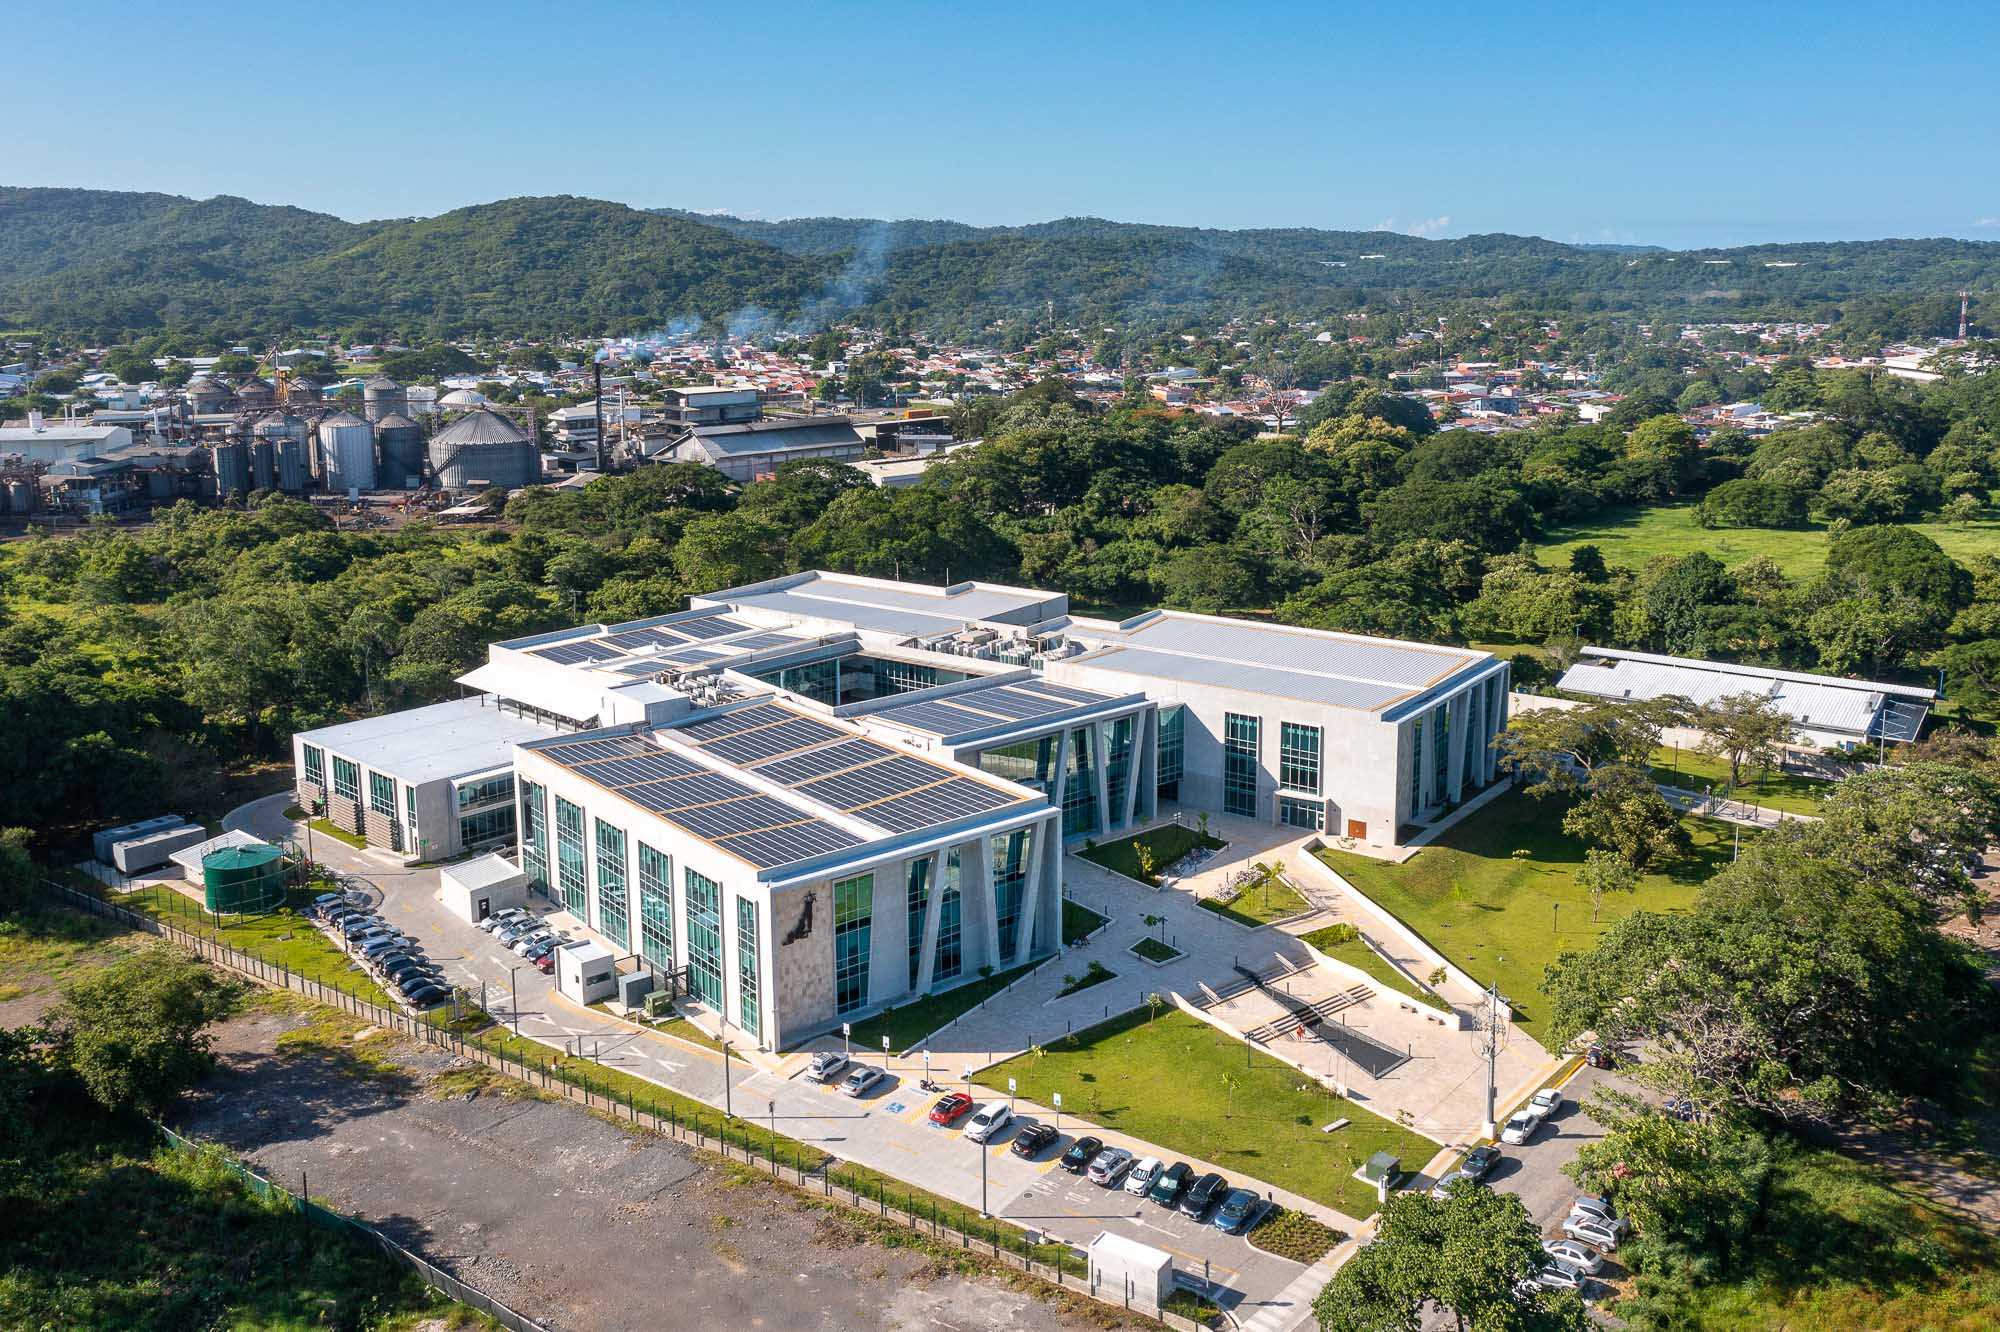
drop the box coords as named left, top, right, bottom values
left=46, top=879, right=1215, bottom=1331
left=154, top=1122, right=549, bottom=1332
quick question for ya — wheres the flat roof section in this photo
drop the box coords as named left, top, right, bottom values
left=297, top=697, right=561, bottom=785
left=701, top=571, right=1067, bottom=637
left=1557, top=647, right=1933, bottom=739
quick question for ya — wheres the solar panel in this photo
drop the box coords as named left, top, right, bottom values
left=602, top=628, right=684, bottom=651
left=869, top=699, right=1001, bottom=735
left=532, top=639, right=623, bottom=665
left=723, top=631, right=806, bottom=651
left=620, top=772, right=756, bottom=811
left=958, top=687, right=1072, bottom=720
left=537, top=735, right=656, bottom=766
left=612, top=662, right=662, bottom=676
left=664, top=794, right=807, bottom=840
left=1019, top=680, right=1109, bottom=704
left=857, top=778, right=1020, bottom=832
left=671, top=614, right=751, bottom=640
left=572, top=752, right=705, bottom=786
left=678, top=703, right=793, bottom=740
left=720, top=819, right=865, bottom=868
left=751, top=738, right=898, bottom=784
left=702, top=716, right=848, bottom=765
left=798, top=756, right=949, bottom=809
left=657, top=645, right=728, bottom=665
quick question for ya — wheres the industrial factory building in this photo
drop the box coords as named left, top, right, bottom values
left=290, top=570, right=1512, bottom=1049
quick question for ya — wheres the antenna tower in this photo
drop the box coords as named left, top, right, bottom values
left=1959, top=291, right=1970, bottom=341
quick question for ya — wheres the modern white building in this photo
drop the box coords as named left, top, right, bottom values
left=1556, top=646, right=1934, bottom=750
left=288, top=571, right=1513, bottom=1047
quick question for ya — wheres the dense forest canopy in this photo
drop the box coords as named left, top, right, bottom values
left=4, top=187, right=1999, bottom=344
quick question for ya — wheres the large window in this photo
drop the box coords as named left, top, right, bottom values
left=684, top=868, right=723, bottom=1007
left=368, top=771, right=396, bottom=816
left=1408, top=717, right=1424, bottom=813
left=554, top=796, right=587, bottom=916
left=1060, top=727, right=1098, bottom=839
left=521, top=779, right=550, bottom=893
left=906, top=856, right=931, bottom=987
left=933, top=849, right=962, bottom=983
left=331, top=755, right=360, bottom=802
left=637, top=843, right=673, bottom=975
left=1462, top=687, right=1485, bottom=787
left=1431, top=704, right=1451, bottom=806
left=1104, top=716, right=1134, bottom=825
left=736, top=897, right=760, bottom=1039
left=976, top=736, right=1055, bottom=789
left=753, top=658, right=838, bottom=705
left=302, top=744, right=324, bottom=788
left=992, top=829, right=1030, bottom=963
left=1224, top=713, right=1261, bottom=818
left=1279, top=722, right=1322, bottom=795
left=834, top=873, right=873, bottom=1014
left=458, top=805, right=514, bottom=848
left=1278, top=795, right=1324, bottom=830
left=594, top=819, right=629, bottom=950
left=404, top=784, right=418, bottom=850
left=457, top=772, right=515, bottom=809
left=1156, top=706, right=1184, bottom=801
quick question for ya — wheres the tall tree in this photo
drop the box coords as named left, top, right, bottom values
left=1688, top=691, right=1795, bottom=791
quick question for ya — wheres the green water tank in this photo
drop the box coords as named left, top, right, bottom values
left=202, top=843, right=287, bottom=914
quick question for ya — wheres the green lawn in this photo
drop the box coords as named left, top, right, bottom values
left=307, top=816, right=367, bottom=849
left=1299, top=925, right=1451, bottom=1012
left=1197, top=873, right=1314, bottom=927
left=979, top=1009, right=1436, bottom=1220
left=1314, top=788, right=1731, bottom=1037
left=1131, top=936, right=1183, bottom=964
left=841, top=961, right=1040, bottom=1054
left=1061, top=897, right=1108, bottom=944
left=1080, top=824, right=1224, bottom=885
left=1057, top=960, right=1116, bottom=997
left=1658, top=1141, right=2000, bottom=1331
left=1533, top=500, right=2000, bottom=580
left=122, top=884, right=396, bottom=1007
left=1649, top=745, right=1830, bottom=816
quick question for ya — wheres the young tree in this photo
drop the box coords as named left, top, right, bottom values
left=44, top=945, right=238, bottom=1116
left=1689, top=691, right=1794, bottom=791
left=1577, top=848, right=1638, bottom=921
left=1313, top=1185, right=1589, bottom=1332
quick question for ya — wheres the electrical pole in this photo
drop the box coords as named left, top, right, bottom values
left=1476, top=981, right=1507, bottom=1139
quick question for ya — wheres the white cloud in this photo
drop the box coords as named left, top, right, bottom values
left=1977, top=216, right=2000, bottom=228
left=1370, top=215, right=1453, bottom=238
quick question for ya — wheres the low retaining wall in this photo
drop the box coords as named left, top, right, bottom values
left=1292, top=937, right=1469, bottom=1031
left=1291, top=850, right=1486, bottom=1004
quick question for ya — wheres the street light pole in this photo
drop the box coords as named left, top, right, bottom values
left=509, top=966, right=520, bottom=1037
left=723, top=1040, right=734, bottom=1120
left=979, top=1130, right=989, bottom=1218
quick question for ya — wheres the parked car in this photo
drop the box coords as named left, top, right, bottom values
left=1463, top=1144, right=1502, bottom=1179
left=533, top=952, right=555, bottom=974
left=840, top=1066, right=886, bottom=1098
left=1543, top=1239, right=1604, bottom=1276
left=1561, top=1214, right=1625, bottom=1252
left=1179, top=1172, right=1227, bottom=1220
left=1125, top=1156, right=1163, bottom=1196
left=1584, top=1043, right=1616, bottom=1069
left=1528, top=1088, right=1563, bottom=1121
left=511, top=930, right=555, bottom=956
left=1060, top=1136, right=1103, bottom=1174
left=806, top=1051, right=850, bottom=1085
left=1213, top=1188, right=1261, bottom=1234
left=1568, top=1194, right=1618, bottom=1225
left=1086, top=1146, right=1134, bottom=1186
left=521, top=938, right=559, bottom=963
left=403, top=982, right=451, bottom=1007
left=382, top=960, right=441, bottom=985
left=480, top=909, right=527, bottom=933
left=964, top=1102, right=1012, bottom=1144
left=1534, top=1261, right=1586, bottom=1292
left=340, top=916, right=385, bottom=939
left=1501, top=1110, right=1539, bottom=1145
left=312, top=892, right=345, bottom=913
left=928, top=1093, right=973, bottom=1125
left=358, top=935, right=408, bottom=958
left=1149, top=1161, right=1191, bottom=1206
left=495, top=922, right=535, bottom=946
left=1011, top=1120, right=1058, bottom=1159
left=397, top=971, right=446, bottom=996
left=1430, top=1169, right=1477, bottom=1199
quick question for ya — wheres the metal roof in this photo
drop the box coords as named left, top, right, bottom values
left=686, top=419, right=862, bottom=457
left=296, top=696, right=561, bottom=785
left=1556, top=648, right=1933, bottom=738
left=432, top=408, right=530, bottom=446
left=706, top=573, right=1064, bottom=637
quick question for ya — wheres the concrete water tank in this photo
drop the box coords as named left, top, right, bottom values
left=212, top=440, right=250, bottom=496
left=374, top=411, right=425, bottom=488
left=362, top=375, right=408, bottom=424
left=316, top=411, right=377, bottom=491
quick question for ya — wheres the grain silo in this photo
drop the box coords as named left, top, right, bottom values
left=283, top=377, right=319, bottom=407
left=374, top=411, right=426, bottom=488
left=212, top=440, right=250, bottom=497
left=253, top=412, right=309, bottom=493
left=248, top=437, right=275, bottom=490
left=185, top=376, right=232, bottom=413
left=316, top=410, right=377, bottom=492
left=428, top=408, right=539, bottom=491
left=236, top=377, right=277, bottom=411
left=362, top=375, right=408, bottom=424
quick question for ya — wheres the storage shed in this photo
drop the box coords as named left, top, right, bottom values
left=1087, top=1232, right=1174, bottom=1310
left=438, top=853, right=530, bottom=926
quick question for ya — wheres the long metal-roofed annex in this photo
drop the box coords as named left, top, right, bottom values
left=1060, top=609, right=1494, bottom=717
left=517, top=698, right=1043, bottom=873
left=692, top=570, right=1069, bottom=640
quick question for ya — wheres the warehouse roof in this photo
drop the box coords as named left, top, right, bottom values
left=1557, top=647, right=1933, bottom=740
left=684, top=417, right=863, bottom=456
left=296, top=696, right=562, bottom=785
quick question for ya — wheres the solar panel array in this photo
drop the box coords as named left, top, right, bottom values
left=725, top=631, right=808, bottom=652
left=868, top=680, right=1113, bottom=737
left=671, top=613, right=751, bottom=640
left=530, top=638, right=624, bottom=665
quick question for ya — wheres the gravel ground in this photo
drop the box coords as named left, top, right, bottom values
left=176, top=998, right=1136, bottom=1332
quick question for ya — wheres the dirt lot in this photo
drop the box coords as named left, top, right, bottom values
left=177, top=997, right=1135, bottom=1332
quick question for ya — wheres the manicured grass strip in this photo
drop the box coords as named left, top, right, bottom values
left=1197, top=873, right=1314, bottom=927
left=1061, top=897, right=1107, bottom=944
left=1246, top=1205, right=1345, bottom=1264
left=1300, top=925, right=1450, bottom=1011
left=307, top=816, right=367, bottom=849
left=1131, top=936, right=1182, bottom=963
left=1314, top=788, right=1729, bottom=1036
left=1648, top=745, right=1830, bottom=816
left=980, top=1009, right=1435, bottom=1220
left=844, top=961, right=1039, bottom=1053
left=1057, top=960, right=1116, bottom=997
left=119, top=883, right=398, bottom=1007
left=1080, top=824, right=1224, bottom=885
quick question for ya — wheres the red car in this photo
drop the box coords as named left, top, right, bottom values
left=927, top=1092, right=973, bottom=1125
left=533, top=952, right=555, bottom=974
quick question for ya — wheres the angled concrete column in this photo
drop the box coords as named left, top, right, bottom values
left=1049, top=726, right=1073, bottom=838
left=912, top=849, right=946, bottom=994
left=1012, top=822, right=1046, bottom=961
left=1091, top=720, right=1110, bottom=838
left=1445, top=689, right=1470, bottom=803
left=971, top=834, right=1000, bottom=972
left=1121, top=711, right=1145, bottom=831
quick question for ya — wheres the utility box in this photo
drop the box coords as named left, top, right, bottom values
left=1088, top=1232, right=1173, bottom=1310
left=111, top=824, right=210, bottom=875
left=555, top=940, right=618, bottom=1006
left=94, top=815, right=188, bottom=864
left=617, top=971, right=655, bottom=1009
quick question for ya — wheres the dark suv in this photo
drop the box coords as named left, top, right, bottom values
left=1179, top=1171, right=1227, bottom=1219
left=1059, top=1135, right=1103, bottom=1174
left=1148, top=1161, right=1192, bottom=1207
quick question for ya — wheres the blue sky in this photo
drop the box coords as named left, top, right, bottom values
left=12, top=1, right=1997, bottom=248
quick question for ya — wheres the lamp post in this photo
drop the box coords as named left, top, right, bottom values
left=508, top=965, right=520, bottom=1037
left=978, top=1127, right=990, bottom=1218
left=842, top=1020, right=851, bottom=1062
left=922, top=1047, right=932, bottom=1089
left=723, top=1039, right=734, bottom=1120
